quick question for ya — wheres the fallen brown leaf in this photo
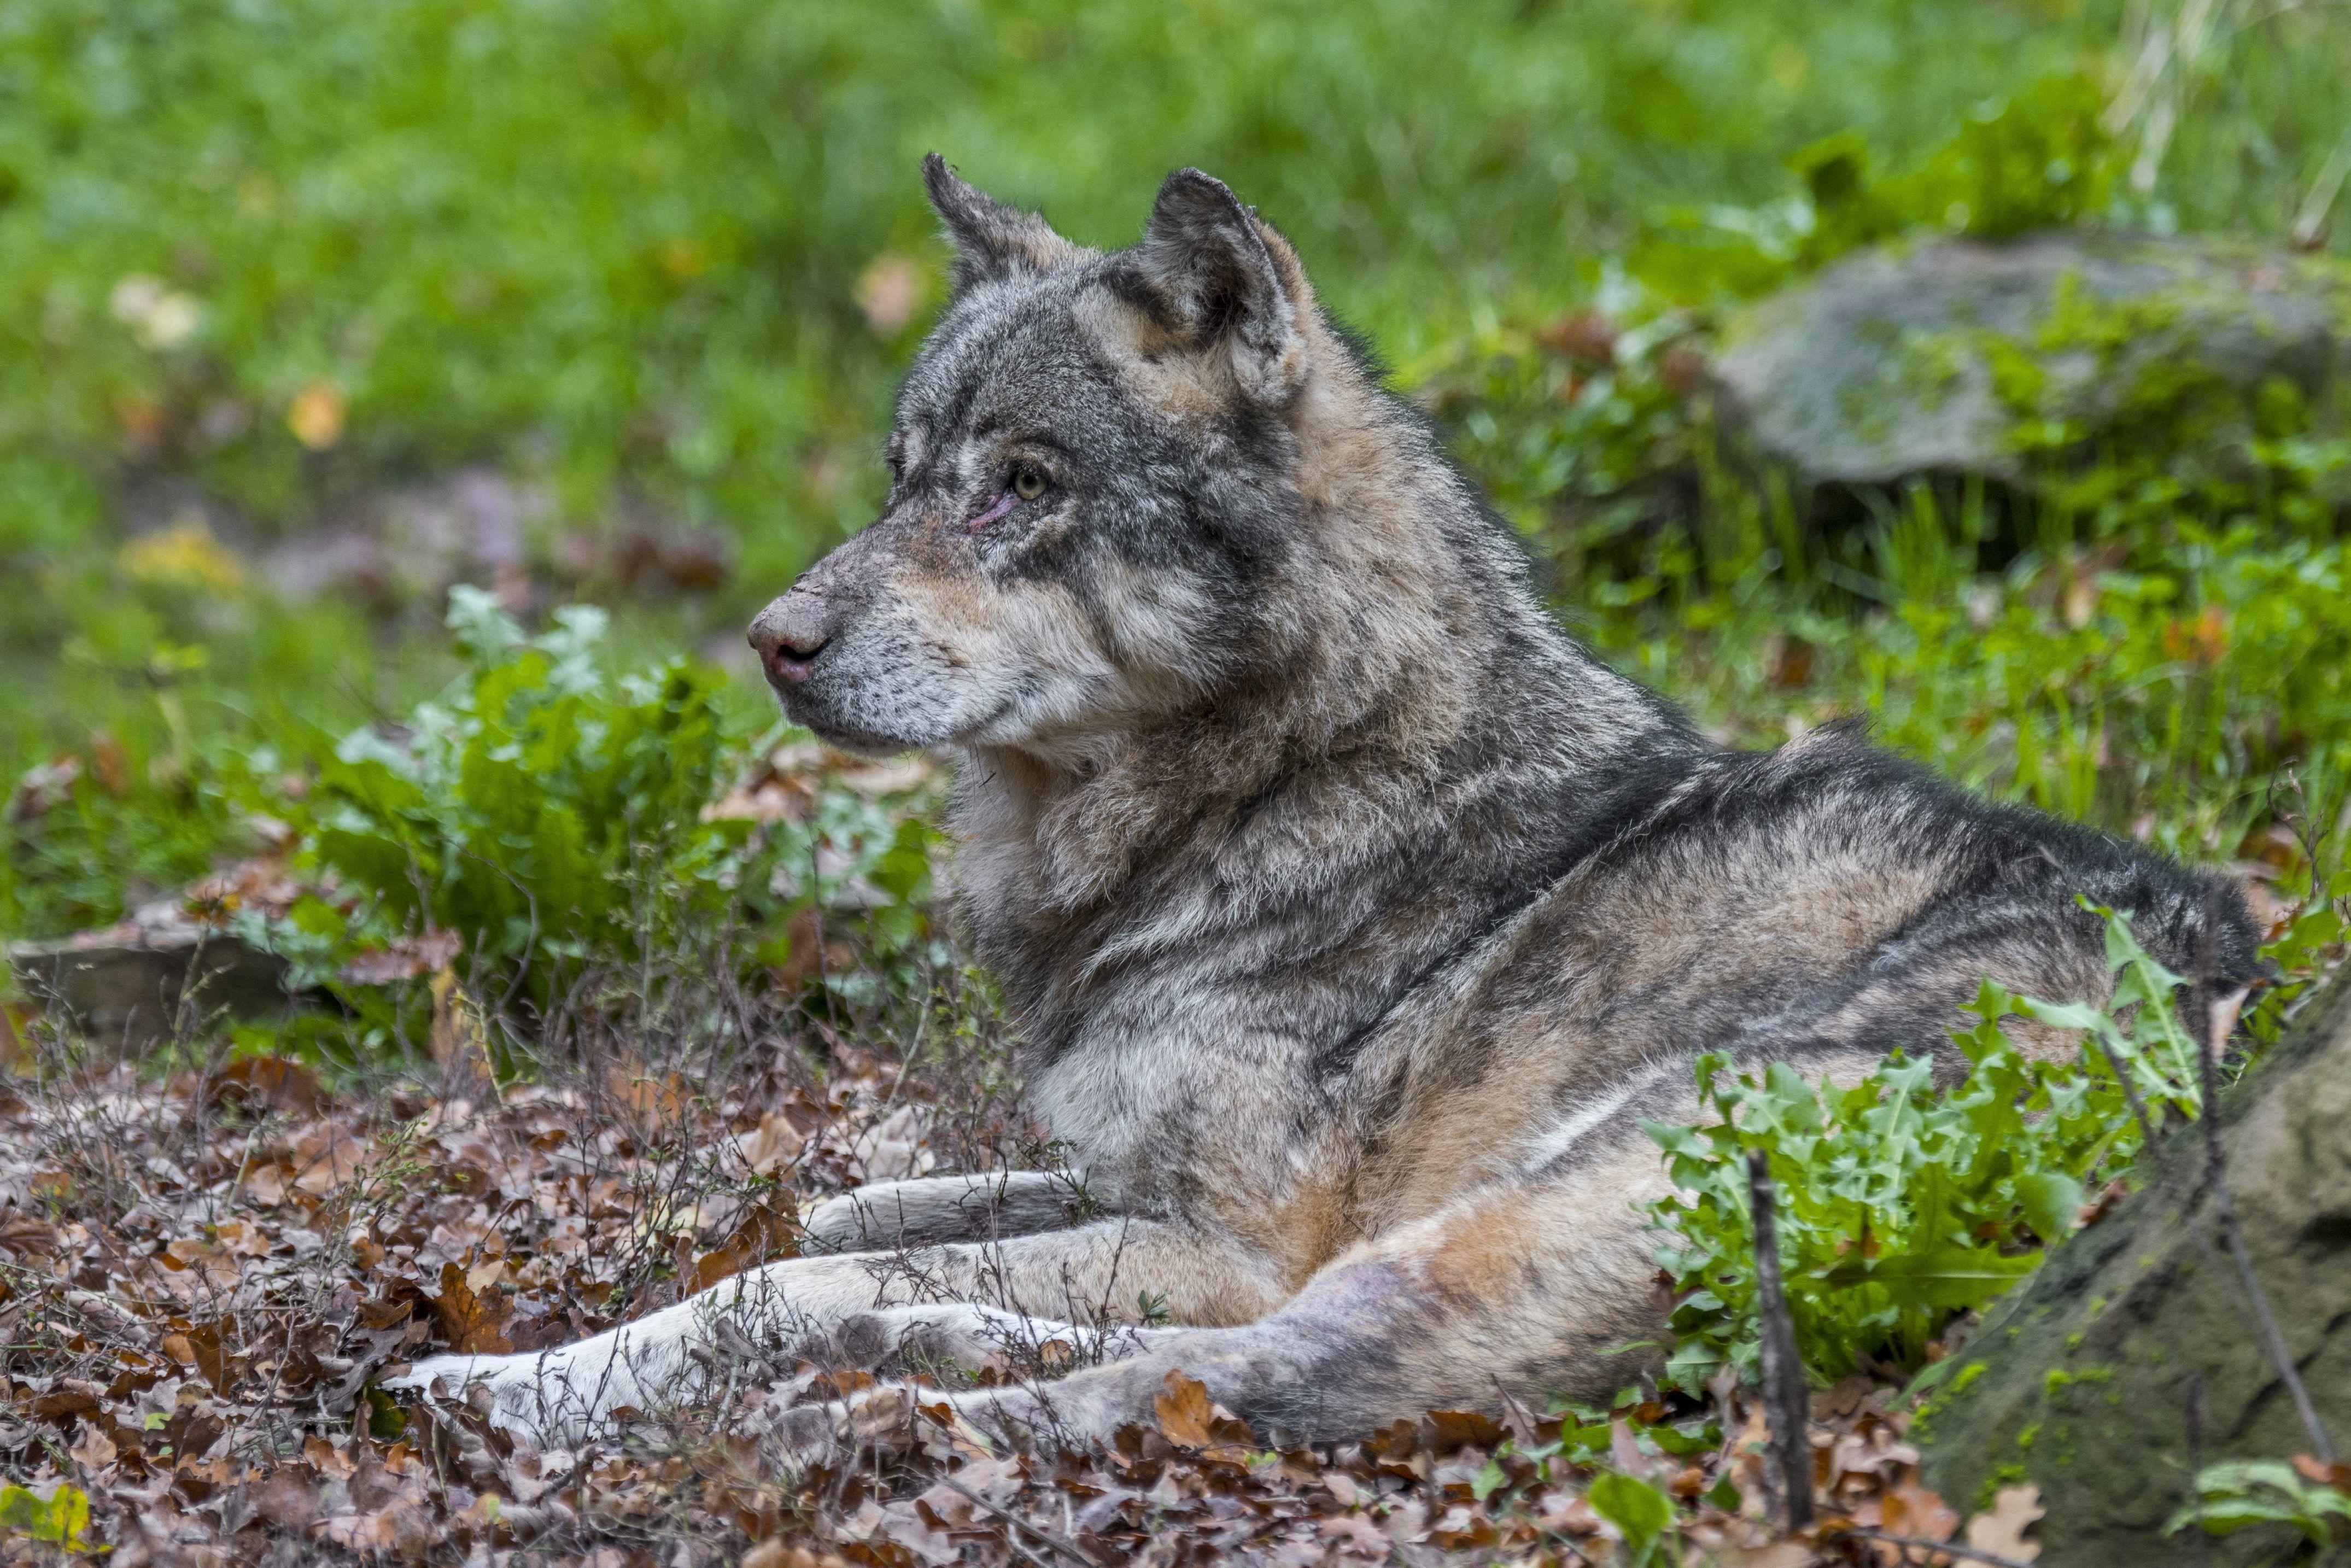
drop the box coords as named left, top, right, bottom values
left=1883, top=1477, right=1960, bottom=1543
left=429, top=1260, right=513, bottom=1356
left=214, top=1055, right=326, bottom=1116
left=1155, top=1370, right=1254, bottom=1459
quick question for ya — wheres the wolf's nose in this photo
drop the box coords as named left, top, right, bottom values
left=747, top=593, right=835, bottom=687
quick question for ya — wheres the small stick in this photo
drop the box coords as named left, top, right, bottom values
left=2186, top=1371, right=2210, bottom=1563
left=940, top=1477, right=1107, bottom=1568
left=2195, top=1029, right=2334, bottom=1460
left=2194, top=899, right=2334, bottom=1462
left=1746, top=1148, right=1814, bottom=1530
left=1830, top=1526, right=2037, bottom=1567
left=2082, top=1031, right=2168, bottom=1180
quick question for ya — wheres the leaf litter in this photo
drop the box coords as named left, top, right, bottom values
left=0, top=1039, right=2044, bottom=1565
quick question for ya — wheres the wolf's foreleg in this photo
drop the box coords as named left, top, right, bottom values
left=802, top=1168, right=1096, bottom=1253
left=387, top=1216, right=1283, bottom=1444
left=815, top=1132, right=1679, bottom=1456
left=792, top=1301, right=1188, bottom=1378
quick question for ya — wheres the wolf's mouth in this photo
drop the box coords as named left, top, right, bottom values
left=781, top=701, right=917, bottom=758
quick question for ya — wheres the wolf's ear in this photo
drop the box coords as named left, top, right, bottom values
left=923, top=154, right=1078, bottom=290
left=1124, top=169, right=1309, bottom=405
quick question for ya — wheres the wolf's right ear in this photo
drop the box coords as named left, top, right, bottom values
left=923, top=154, right=1078, bottom=290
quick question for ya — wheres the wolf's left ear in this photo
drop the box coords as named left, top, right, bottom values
left=1125, top=169, right=1310, bottom=405
left=923, top=154, right=1080, bottom=290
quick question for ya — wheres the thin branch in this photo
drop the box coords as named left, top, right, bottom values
left=1746, top=1148, right=1814, bottom=1530
left=2186, top=1371, right=2211, bottom=1565
left=2196, top=902, right=2334, bottom=1461
left=2084, top=1029, right=2169, bottom=1180
left=939, top=1477, right=1107, bottom=1568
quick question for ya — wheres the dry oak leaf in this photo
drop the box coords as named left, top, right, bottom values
left=429, top=1260, right=513, bottom=1356
left=67, top=1420, right=116, bottom=1472
left=161, top=1320, right=229, bottom=1391
left=737, top=1109, right=808, bottom=1177
left=1422, top=1408, right=1505, bottom=1452
left=1966, top=1483, right=2044, bottom=1561
left=290, top=1122, right=369, bottom=1196
left=242, top=1163, right=290, bottom=1207
left=691, top=1204, right=797, bottom=1294
left=1155, top=1370, right=1255, bottom=1459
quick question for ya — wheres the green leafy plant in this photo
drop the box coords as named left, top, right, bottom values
left=1645, top=904, right=2207, bottom=1386
left=253, top=587, right=783, bottom=1011
left=1630, top=72, right=2126, bottom=305
left=1586, top=1469, right=1680, bottom=1565
left=2169, top=1459, right=2351, bottom=1548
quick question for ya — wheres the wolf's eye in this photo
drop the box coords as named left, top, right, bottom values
left=1010, top=464, right=1049, bottom=502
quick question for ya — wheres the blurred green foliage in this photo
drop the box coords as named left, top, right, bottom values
left=3, top=0, right=2350, bottom=969
left=1629, top=72, right=2130, bottom=300
left=4, top=0, right=2338, bottom=606
left=220, top=587, right=941, bottom=1060
left=252, top=588, right=768, bottom=1009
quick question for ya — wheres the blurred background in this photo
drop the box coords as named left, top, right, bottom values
left=4, top=0, right=2349, bottom=950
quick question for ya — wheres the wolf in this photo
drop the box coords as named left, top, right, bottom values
left=391, top=157, right=2259, bottom=1453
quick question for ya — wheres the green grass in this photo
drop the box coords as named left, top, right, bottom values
left=3, top=0, right=2350, bottom=946
left=5, top=2, right=2343, bottom=583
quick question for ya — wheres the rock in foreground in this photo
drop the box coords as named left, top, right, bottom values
left=1916, top=966, right=2351, bottom=1565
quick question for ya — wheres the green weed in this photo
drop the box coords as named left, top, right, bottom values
left=2170, top=1459, right=2351, bottom=1549
left=1645, top=905, right=2215, bottom=1387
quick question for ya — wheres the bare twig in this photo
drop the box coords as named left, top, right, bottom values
left=2083, top=1030, right=2169, bottom=1180
left=1831, top=1525, right=2038, bottom=1567
left=2186, top=1370, right=2210, bottom=1563
left=940, top=1477, right=1106, bottom=1568
left=1746, top=1148, right=1814, bottom=1529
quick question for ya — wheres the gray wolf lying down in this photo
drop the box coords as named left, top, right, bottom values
left=388, top=157, right=2258, bottom=1452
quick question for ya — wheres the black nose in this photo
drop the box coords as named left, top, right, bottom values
left=747, top=592, right=838, bottom=687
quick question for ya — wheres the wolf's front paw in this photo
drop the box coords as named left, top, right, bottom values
left=771, top=1382, right=940, bottom=1470
left=383, top=1350, right=596, bottom=1446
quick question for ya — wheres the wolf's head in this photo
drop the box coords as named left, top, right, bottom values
left=750, top=157, right=1533, bottom=767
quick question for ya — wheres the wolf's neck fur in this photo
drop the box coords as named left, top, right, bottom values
left=949, top=336, right=1688, bottom=1035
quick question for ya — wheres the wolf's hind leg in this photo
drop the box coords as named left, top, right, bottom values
left=834, top=1130, right=1680, bottom=1454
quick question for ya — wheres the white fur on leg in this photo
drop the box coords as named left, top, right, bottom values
left=806, top=1301, right=1182, bottom=1376
left=382, top=1217, right=1216, bottom=1446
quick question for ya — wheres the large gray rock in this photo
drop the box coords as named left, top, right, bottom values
left=1711, top=233, right=2351, bottom=489
left=1915, top=967, right=2351, bottom=1565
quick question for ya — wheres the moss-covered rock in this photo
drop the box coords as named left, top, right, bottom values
left=1915, top=967, right=2351, bottom=1565
left=1711, top=233, right=2351, bottom=495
